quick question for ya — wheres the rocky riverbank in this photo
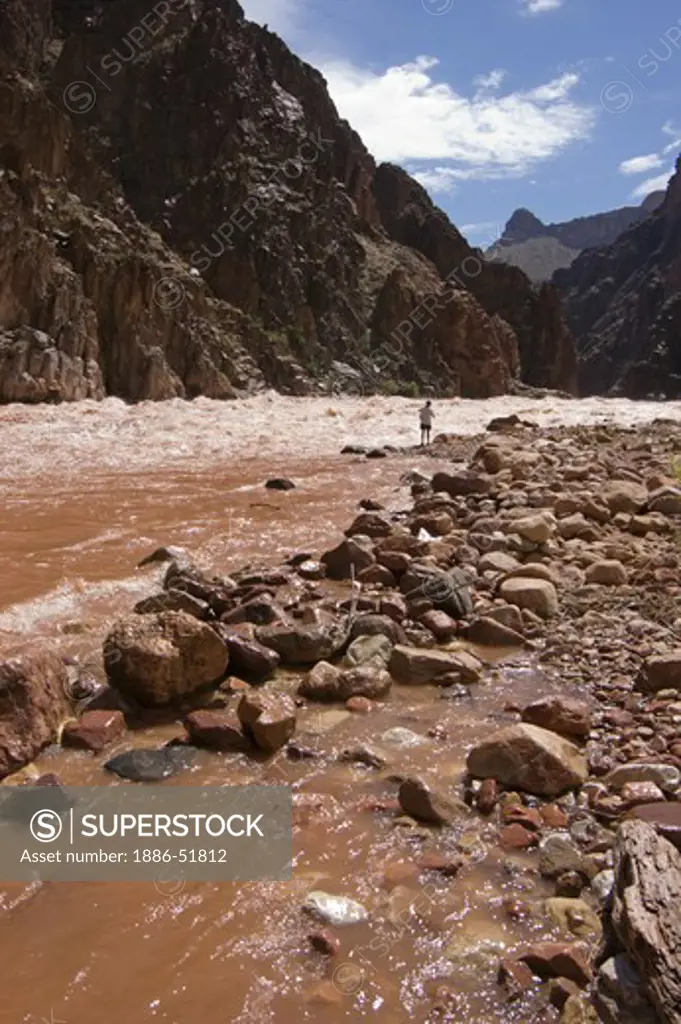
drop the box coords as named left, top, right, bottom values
left=2, top=415, right=681, bottom=1021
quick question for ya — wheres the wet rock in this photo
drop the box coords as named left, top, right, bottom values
left=380, top=726, right=428, bottom=748
left=103, top=612, right=229, bottom=707
left=432, top=469, right=493, bottom=497
left=549, top=977, right=581, bottom=1011
left=416, top=852, right=465, bottom=876
left=346, top=696, right=372, bottom=714
left=184, top=709, right=251, bottom=752
left=539, top=834, right=587, bottom=879
left=349, top=614, right=406, bottom=646
left=389, top=645, right=482, bottom=685
left=137, top=545, right=191, bottom=568
left=237, top=691, right=296, bottom=753
left=544, top=898, right=602, bottom=939
left=398, top=776, right=468, bottom=825
left=555, top=871, right=585, bottom=898
left=521, top=696, right=591, bottom=740
left=338, top=744, right=392, bottom=769
left=486, top=603, right=525, bottom=632
left=585, top=560, right=627, bottom=586
left=356, top=563, right=396, bottom=586
left=467, top=723, right=587, bottom=796
left=466, top=616, right=526, bottom=646
left=595, top=954, right=658, bottom=1024
left=61, top=710, right=126, bottom=753
left=541, top=804, right=570, bottom=829
left=476, top=778, right=499, bottom=815
left=499, top=577, right=558, bottom=619
left=498, top=958, right=537, bottom=1000
left=296, top=559, right=326, bottom=580
left=516, top=943, right=592, bottom=986
left=344, top=634, right=393, bottom=669
left=0, top=650, right=74, bottom=777
left=303, top=890, right=368, bottom=926
left=134, top=589, right=210, bottom=619
left=299, top=661, right=391, bottom=701
left=636, top=651, right=681, bottom=693
left=501, top=823, right=539, bottom=849
left=214, top=631, right=280, bottom=683
left=321, top=536, right=375, bottom=580
left=104, top=745, right=197, bottom=782
left=265, top=478, right=295, bottom=490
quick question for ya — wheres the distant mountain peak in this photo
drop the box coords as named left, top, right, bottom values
left=503, top=207, right=547, bottom=242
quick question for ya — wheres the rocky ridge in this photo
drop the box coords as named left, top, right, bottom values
left=3, top=416, right=681, bottom=1018
left=488, top=193, right=665, bottom=283
left=554, top=157, right=681, bottom=399
left=0, top=0, right=575, bottom=402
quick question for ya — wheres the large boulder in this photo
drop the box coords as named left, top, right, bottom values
left=521, top=695, right=591, bottom=739
left=0, top=650, right=73, bottom=778
left=466, top=723, right=588, bottom=796
left=103, top=611, right=229, bottom=707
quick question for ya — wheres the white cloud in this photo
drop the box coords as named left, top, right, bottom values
left=619, top=123, right=680, bottom=199
left=519, top=0, right=564, bottom=15
left=240, top=0, right=304, bottom=40
left=473, top=69, right=507, bottom=93
left=411, top=168, right=461, bottom=194
left=619, top=153, right=664, bottom=175
left=319, top=56, right=594, bottom=180
left=629, top=169, right=674, bottom=200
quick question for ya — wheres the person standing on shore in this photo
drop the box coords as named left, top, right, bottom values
left=419, top=400, right=434, bottom=446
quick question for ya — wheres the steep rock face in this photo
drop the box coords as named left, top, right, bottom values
left=0, top=0, right=575, bottom=401
left=372, top=165, right=576, bottom=392
left=489, top=194, right=665, bottom=283
left=554, top=159, right=681, bottom=397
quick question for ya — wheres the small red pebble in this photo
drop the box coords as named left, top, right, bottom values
left=416, top=852, right=464, bottom=876
left=540, top=804, right=568, bottom=829
left=500, top=824, right=539, bottom=849
left=346, top=696, right=372, bottom=713
left=503, top=805, right=543, bottom=831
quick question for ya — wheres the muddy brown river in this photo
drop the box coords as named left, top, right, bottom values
left=1, top=394, right=680, bottom=1023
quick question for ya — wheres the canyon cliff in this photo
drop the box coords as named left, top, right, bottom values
left=0, top=0, right=576, bottom=402
left=555, top=158, right=681, bottom=397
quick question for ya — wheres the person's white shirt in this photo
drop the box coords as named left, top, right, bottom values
left=419, top=404, right=434, bottom=427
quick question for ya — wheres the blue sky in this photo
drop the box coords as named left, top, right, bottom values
left=240, top=0, right=681, bottom=245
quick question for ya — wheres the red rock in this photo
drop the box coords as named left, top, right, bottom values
left=500, top=823, right=539, bottom=849
left=498, top=958, right=536, bottom=1000
left=540, top=804, right=569, bottom=829
left=517, top=943, right=592, bottom=987
left=308, top=929, right=340, bottom=956
left=0, top=650, right=73, bottom=777
left=184, top=709, right=251, bottom=752
left=61, top=709, right=126, bottom=753
left=419, top=610, right=458, bottom=642
left=237, top=691, right=296, bottom=753
left=521, top=695, right=591, bottom=739
left=476, top=778, right=498, bottom=815
left=503, top=804, right=543, bottom=831
left=346, top=696, right=372, bottom=714
left=416, top=852, right=465, bottom=876
left=35, top=772, right=62, bottom=787
left=223, top=677, right=250, bottom=693
left=548, top=977, right=580, bottom=1009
